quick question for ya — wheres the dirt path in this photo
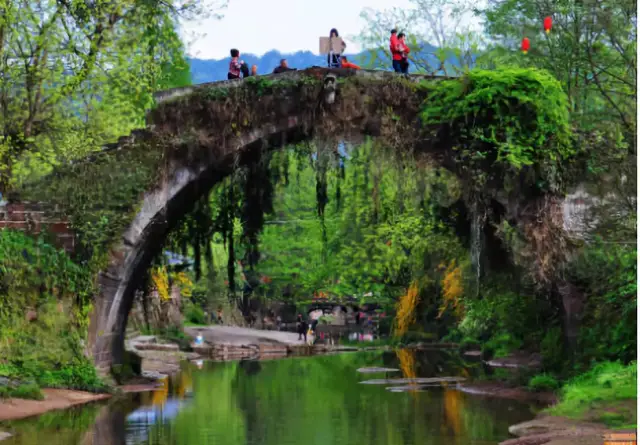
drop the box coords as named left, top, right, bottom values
left=0, top=389, right=111, bottom=422
left=184, top=325, right=305, bottom=346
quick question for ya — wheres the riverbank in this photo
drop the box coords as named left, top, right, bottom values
left=499, top=361, right=637, bottom=445
left=499, top=408, right=637, bottom=445
left=0, top=389, right=111, bottom=422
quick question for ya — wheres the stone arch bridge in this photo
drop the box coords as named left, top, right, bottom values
left=11, top=67, right=572, bottom=375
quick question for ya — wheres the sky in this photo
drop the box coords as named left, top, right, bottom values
left=182, top=0, right=415, bottom=60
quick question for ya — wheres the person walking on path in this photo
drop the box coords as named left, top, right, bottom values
left=216, top=307, right=224, bottom=325
left=296, top=314, right=308, bottom=342
left=328, top=28, right=346, bottom=68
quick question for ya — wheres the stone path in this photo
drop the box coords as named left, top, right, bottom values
left=184, top=325, right=306, bottom=346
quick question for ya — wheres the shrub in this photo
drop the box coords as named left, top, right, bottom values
left=39, top=362, right=106, bottom=392
left=482, top=332, right=523, bottom=358
left=459, top=337, right=481, bottom=352
left=184, top=302, right=206, bottom=325
left=568, top=242, right=637, bottom=365
left=0, top=383, right=44, bottom=400
left=159, top=325, right=192, bottom=351
left=528, top=374, right=560, bottom=392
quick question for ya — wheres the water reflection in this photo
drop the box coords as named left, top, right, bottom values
left=1, top=351, right=540, bottom=445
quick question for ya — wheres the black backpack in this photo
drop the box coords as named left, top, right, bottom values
left=240, top=62, right=250, bottom=78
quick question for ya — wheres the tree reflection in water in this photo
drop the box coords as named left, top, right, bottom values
left=1, top=351, right=537, bottom=445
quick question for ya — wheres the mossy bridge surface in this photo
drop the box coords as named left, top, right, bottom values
left=12, top=67, right=573, bottom=375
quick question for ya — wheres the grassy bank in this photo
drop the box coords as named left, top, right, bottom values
left=548, top=361, right=637, bottom=428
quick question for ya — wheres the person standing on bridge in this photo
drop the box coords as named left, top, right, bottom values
left=228, top=49, right=243, bottom=80
left=273, top=59, right=294, bottom=74
left=397, top=33, right=410, bottom=74
left=328, top=28, right=346, bottom=68
left=390, top=29, right=402, bottom=73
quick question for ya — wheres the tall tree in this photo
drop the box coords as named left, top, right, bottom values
left=357, top=0, right=481, bottom=74
left=0, top=0, right=220, bottom=191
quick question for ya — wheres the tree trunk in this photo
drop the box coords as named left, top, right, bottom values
left=556, top=279, right=585, bottom=359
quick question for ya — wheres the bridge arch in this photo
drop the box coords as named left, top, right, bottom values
left=17, top=67, right=572, bottom=374
left=91, top=68, right=442, bottom=373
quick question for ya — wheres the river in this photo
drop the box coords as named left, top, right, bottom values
left=1, top=350, right=540, bottom=445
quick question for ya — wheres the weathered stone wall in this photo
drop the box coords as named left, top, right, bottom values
left=0, top=202, right=75, bottom=253
left=128, top=285, right=183, bottom=333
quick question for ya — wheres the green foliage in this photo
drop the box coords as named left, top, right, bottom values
left=482, top=0, right=636, bottom=135
left=0, top=231, right=104, bottom=392
left=540, top=326, right=566, bottom=372
left=528, top=374, right=560, bottom=392
left=0, top=383, right=44, bottom=400
left=482, top=333, right=523, bottom=359
left=39, top=362, right=107, bottom=393
left=0, top=230, right=94, bottom=318
left=19, top=144, right=164, bottom=269
left=567, top=241, right=637, bottom=365
left=158, top=325, right=193, bottom=351
left=0, top=0, right=208, bottom=191
left=459, top=337, right=481, bottom=352
left=460, top=276, right=547, bottom=347
left=420, top=68, right=572, bottom=190
left=184, top=302, right=207, bottom=325
left=549, top=361, right=637, bottom=420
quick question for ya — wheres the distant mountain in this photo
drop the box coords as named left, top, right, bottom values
left=188, top=43, right=447, bottom=84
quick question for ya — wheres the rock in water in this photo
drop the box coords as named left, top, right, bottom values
left=357, top=367, right=400, bottom=373
left=386, top=384, right=445, bottom=392
left=359, top=377, right=466, bottom=385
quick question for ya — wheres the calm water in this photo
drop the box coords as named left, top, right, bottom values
left=1, top=350, right=540, bottom=445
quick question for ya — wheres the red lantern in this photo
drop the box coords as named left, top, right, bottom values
left=521, top=37, right=530, bottom=54
left=544, top=16, right=552, bottom=34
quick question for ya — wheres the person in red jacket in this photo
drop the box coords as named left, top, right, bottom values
left=397, top=32, right=410, bottom=74
left=341, top=56, right=360, bottom=70
left=390, top=29, right=402, bottom=73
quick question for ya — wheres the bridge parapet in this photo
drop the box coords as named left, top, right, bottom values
left=152, top=67, right=450, bottom=105
left=0, top=202, right=75, bottom=253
